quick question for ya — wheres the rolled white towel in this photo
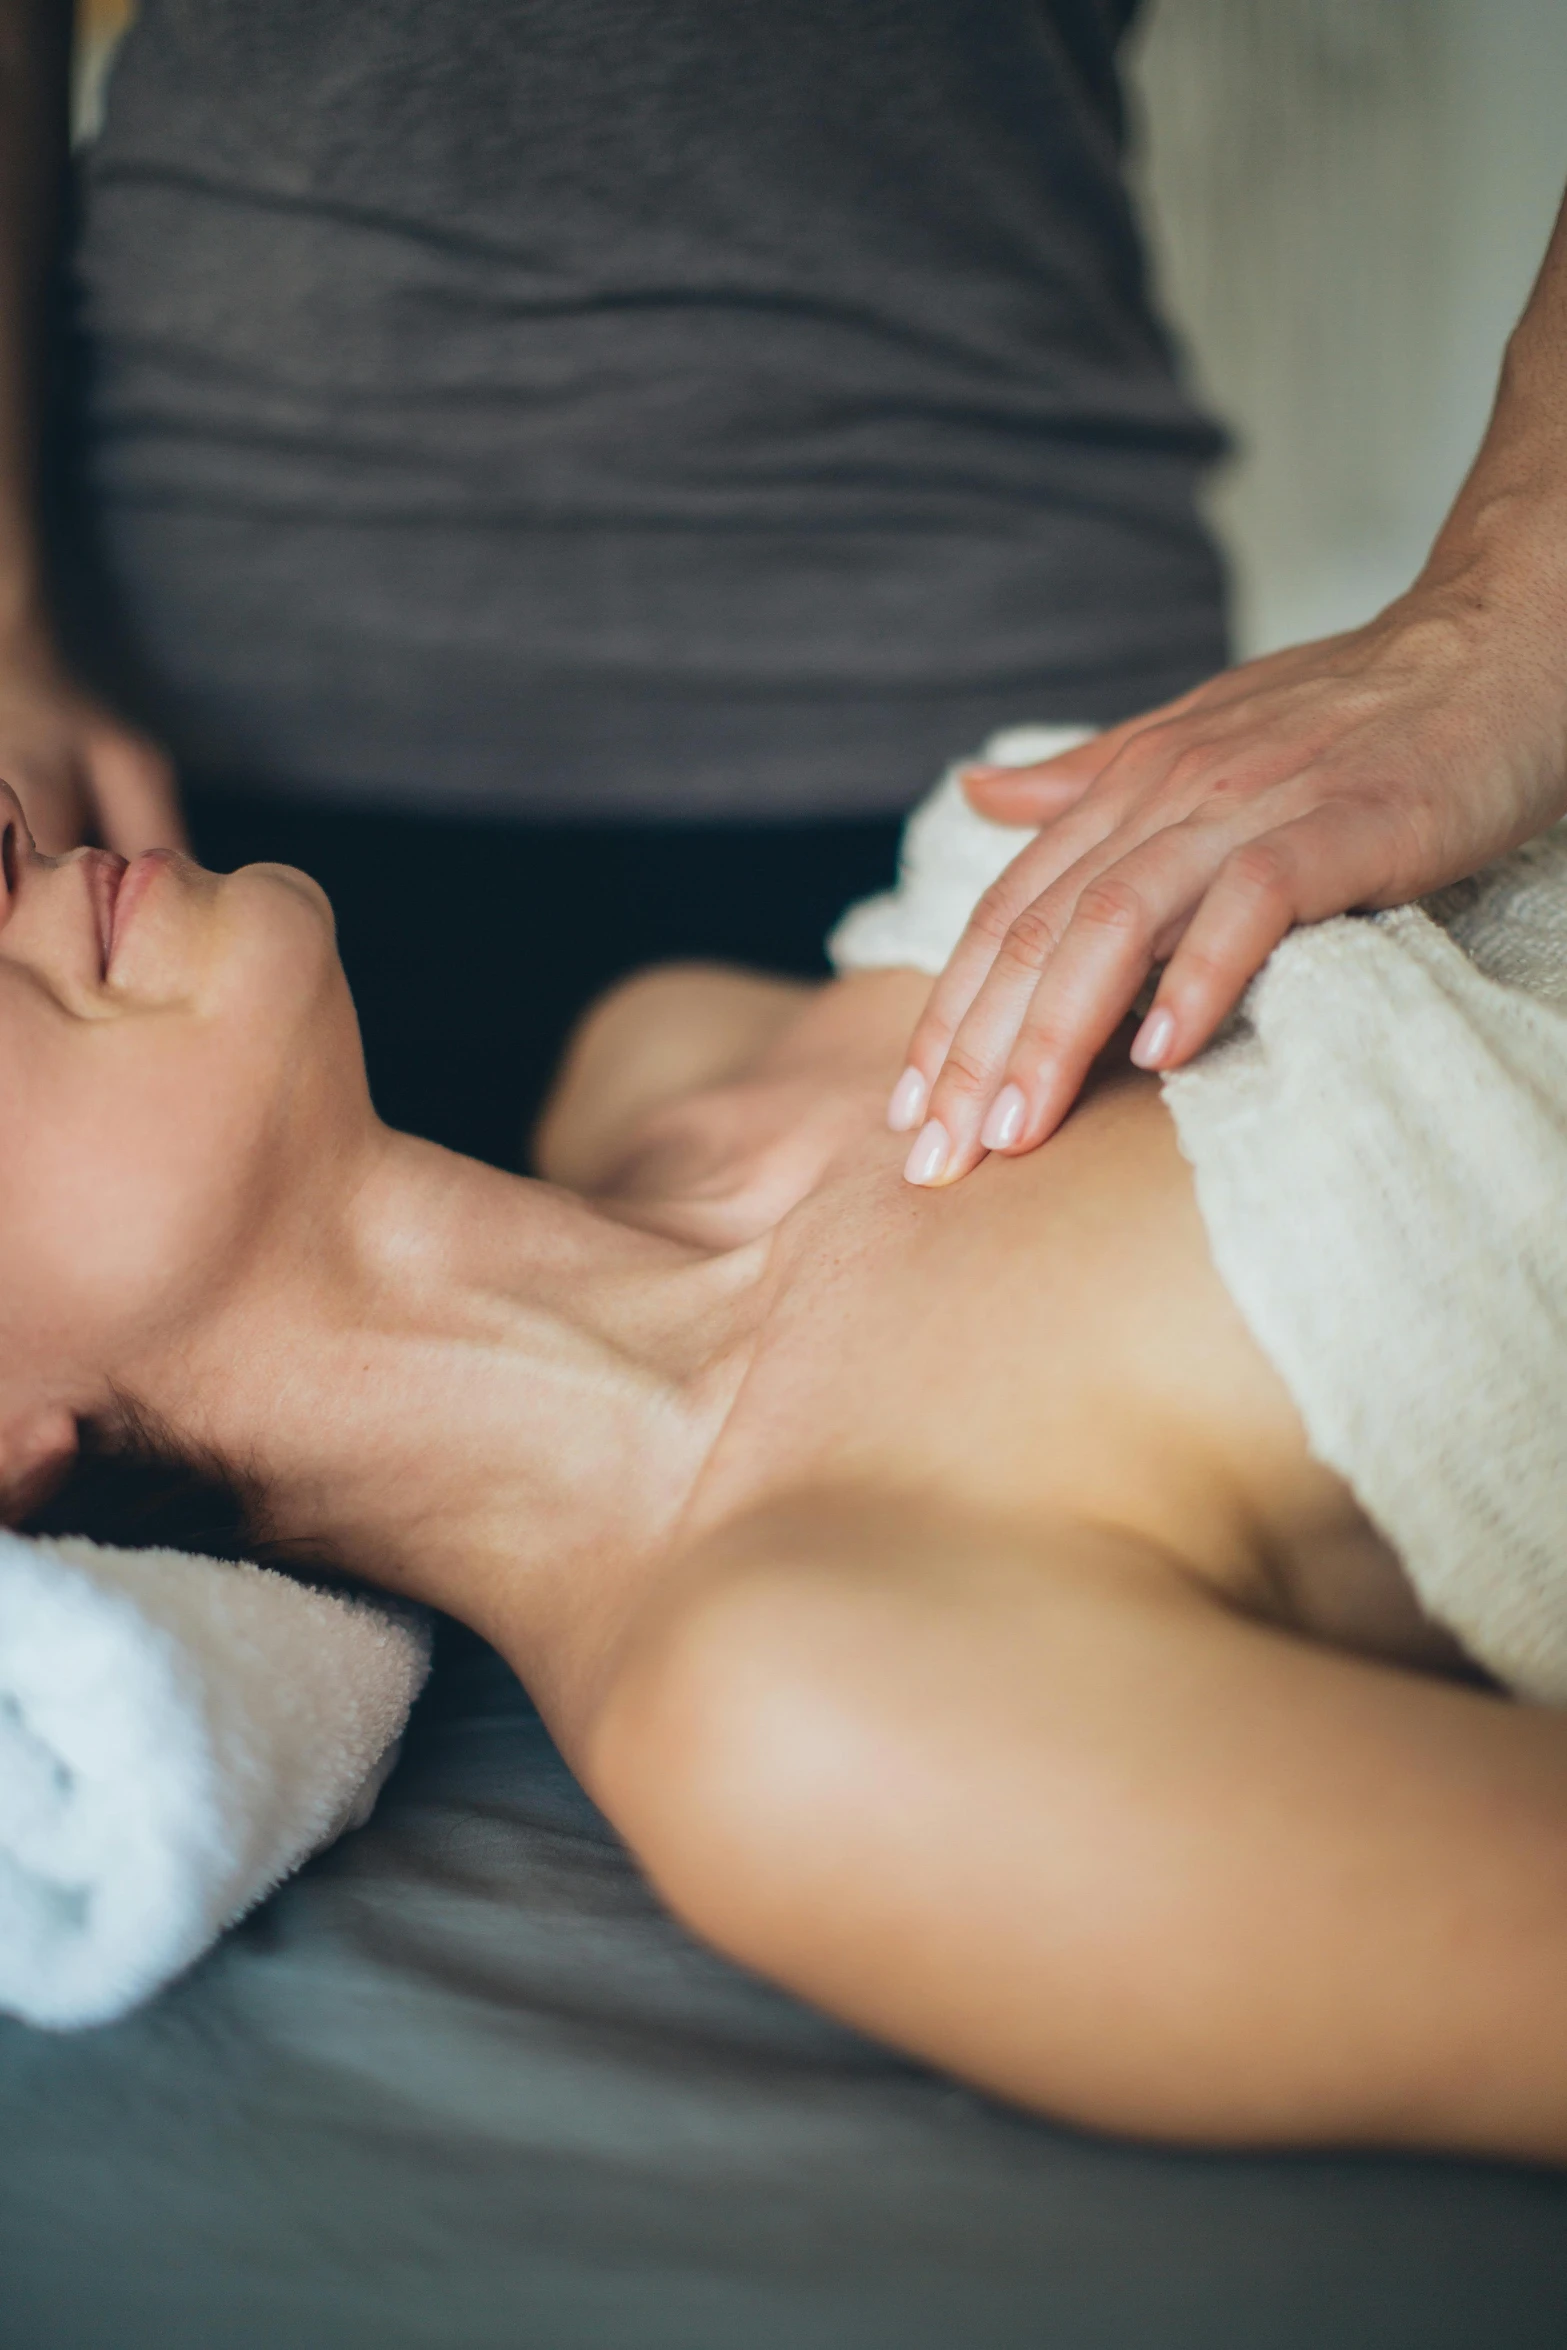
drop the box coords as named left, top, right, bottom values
left=0, top=1530, right=430, bottom=2029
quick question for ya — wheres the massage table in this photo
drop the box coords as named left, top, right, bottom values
left=3, top=1621, right=1564, bottom=2348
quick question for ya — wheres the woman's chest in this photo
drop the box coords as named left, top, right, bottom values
left=688, top=1081, right=1288, bottom=1583
left=656, top=1071, right=1473, bottom=1677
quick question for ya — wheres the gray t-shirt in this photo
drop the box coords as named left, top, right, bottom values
left=67, top=0, right=1229, bottom=820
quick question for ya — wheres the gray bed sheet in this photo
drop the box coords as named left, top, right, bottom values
left=3, top=1624, right=1565, bottom=2350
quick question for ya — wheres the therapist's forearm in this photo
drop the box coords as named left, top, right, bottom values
left=1420, top=187, right=1567, bottom=631
left=0, top=0, right=72, bottom=652
left=0, top=1, right=182, bottom=857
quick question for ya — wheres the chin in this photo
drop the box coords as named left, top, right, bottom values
left=223, top=859, right=337, bottom=935
left=217, top=863, right=341, bottom=995
left=205, top=862, right=363, bottom=1098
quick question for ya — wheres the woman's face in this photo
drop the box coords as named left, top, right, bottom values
left=0, top=781, right=367, bottom=1491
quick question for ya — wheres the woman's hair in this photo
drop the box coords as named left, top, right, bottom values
left=21, top=1396, right=336, bottom=1583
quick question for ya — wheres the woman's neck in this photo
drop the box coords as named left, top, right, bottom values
left=132, top=1123, right=769, bottom=1732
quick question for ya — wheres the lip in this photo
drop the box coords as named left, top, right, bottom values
left=102, top=847, right=179, bottom=977
left=85, top=851, right=129, bottom=978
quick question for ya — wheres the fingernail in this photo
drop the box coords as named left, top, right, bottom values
left=886, top=1065, right=929, bottom=1133
left=903, top=1119, right=951, bottom=1187
left=980, top=1083, right=1028, bottom=1151
left=1130, top=1006, right=1176, bottom=1070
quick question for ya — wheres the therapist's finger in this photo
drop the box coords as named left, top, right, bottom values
left=890, top=702, right=1291, bottom=1145
left=897, top=893, right=1082, bottom=1181
left=961, top=737, right=1110, bottom=827
left=960, top=687, right=1212, bottom=829
left=909, top=821, right=1224, bottom=1181
left=890, top=721, right=1231, bottom=1142
left=1124, top=798, right=1414, bottom=1077
left=891, top=794, right=1132, bottom=1130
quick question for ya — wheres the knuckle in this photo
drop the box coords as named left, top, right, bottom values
left=970, top=879, right=1024, bottom=949
left=1071, top=873, right=1149, bottom=942
left=1016, top=1020, right=1078, bottom=1075
left=1366, top=791, right=1432, bottom=894
left=1166, top=937, right=1237, bottom=1001
left=907, top=1014, right=951, bottom=1066
left=1224, top=838, right=1295, bottom=903
left=1101, top=725, right=1166, bottom=783
left=998, top=901, right=1065, bottom=970
left=1165, top=742, right=1210, bottom=789
left=1170, top=746, right=1269, bottom=815
left=1158, top=740, right=1231, bottom=803
left=935, top=1042, right=999, bottom=1105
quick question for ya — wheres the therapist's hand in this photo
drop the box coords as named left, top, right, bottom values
left=891, top=579, right=1567, bottom=1185
left=0, top=625, right=184, bottom=855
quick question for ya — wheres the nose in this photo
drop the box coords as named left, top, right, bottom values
left=0, top=779, right=37, bottom=919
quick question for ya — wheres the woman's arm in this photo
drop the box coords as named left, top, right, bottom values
left=898, top=185, right=1567, bottom=1186
left=533, top=962, right=812, bottom=1188
left=588, top=1492, right=1567, bottom=2161
left=535, top=964, right=940, bottom=1194
left=0, top=0, right=180, bottom=853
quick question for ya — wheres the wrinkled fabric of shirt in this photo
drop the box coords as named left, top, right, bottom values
left=62, top=0, right=1229, bottom=819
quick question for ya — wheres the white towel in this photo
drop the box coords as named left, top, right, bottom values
left=1163, top=838, right=1567, bottom=1705
left=828, top=725, right=1091, bottom=979
left=0, top=1531, right=430, bottom=2029
left=831, top=731, right=1567, bottom=1704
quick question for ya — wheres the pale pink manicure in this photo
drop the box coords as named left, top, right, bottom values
left=886, top=1065, right=929, bottom=1133
left=903, top=1119, right=951, bottom=1186
left=1130, top=1006, right=1176, bottom=1069
left=980, top=1082, right=1027, bottom=1151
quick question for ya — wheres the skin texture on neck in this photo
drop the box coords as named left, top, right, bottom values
left=120, top=1122, right=770, bottom=1733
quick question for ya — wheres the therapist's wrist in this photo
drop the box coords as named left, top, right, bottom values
left=1406, top=499, right=1567, bottom=759
left=1421, top=497, right=1567, bottom=627
left=1418, top=354, right=1567, bottom=645
left=0, top=545, right=54, bottom=664
left=0, top=588, right=74, bottom=693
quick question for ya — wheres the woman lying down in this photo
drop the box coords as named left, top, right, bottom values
left=6, top=740, right=1567, bottom=2167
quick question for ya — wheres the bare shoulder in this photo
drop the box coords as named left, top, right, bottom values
left=533, top=962, right=813, bottom=1190
left=587, top=1483, right=1567, bottom=2163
